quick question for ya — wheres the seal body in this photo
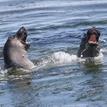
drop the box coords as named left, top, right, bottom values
left=77, top=27, right=100, bottom=58
left=3, top=27, right=34, bottom=70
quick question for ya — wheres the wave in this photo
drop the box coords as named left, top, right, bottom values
left=0, top=50, right=104, bottom=81
left=51, top=51, right=78, bottom=64
left=33, top=50, right=104, bottom=70
left=0, top=50, right=104, bottom=73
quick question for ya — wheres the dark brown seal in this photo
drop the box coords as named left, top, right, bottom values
left=77, top=27, right=100, bottom=58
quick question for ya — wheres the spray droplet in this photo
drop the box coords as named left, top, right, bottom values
left=81, top=54, right=83, bottom=58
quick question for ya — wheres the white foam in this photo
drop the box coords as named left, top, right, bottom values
left=51, top=51, right=104, bottom=65
left=94, top=52, right=104, bottom=62
left=101, top=48, right=107, bottom=53
left=33, top=51, right=104, bottom=70
left=0, top=51, right=104, bottom=75
left=32, top=51, right=78, bottom=70
left=51, top=51, right=78, bottom=64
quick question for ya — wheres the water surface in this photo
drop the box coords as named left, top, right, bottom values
left=0, top=0, right=107, bottom=107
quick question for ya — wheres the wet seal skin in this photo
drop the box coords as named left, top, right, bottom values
left=3, top=27, right=35, bottom=70
left=77, top=27, right=100, bottom=58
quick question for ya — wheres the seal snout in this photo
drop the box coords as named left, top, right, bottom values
left=16, top=26, right=28, bottom=42
left=87, top=27, right=100, bottom=45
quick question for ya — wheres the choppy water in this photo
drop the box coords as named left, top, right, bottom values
left=1, top=0, right=107, bottom=107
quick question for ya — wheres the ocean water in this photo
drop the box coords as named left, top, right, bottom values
left=0, top=0, right=107, bottom=107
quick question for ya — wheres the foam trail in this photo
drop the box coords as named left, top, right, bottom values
left=101, top=48, right=107, bottom=53
left=95, top=52, right=104, bottom=62
left=33, top=51, right=78, bottom=71
left=0, top=51, right=104, bottom=74
left=51, top=51, right=78, bottom=64
left=36, top=51, right=104, bottom=70
left=0, top=68, right=8, bottom=81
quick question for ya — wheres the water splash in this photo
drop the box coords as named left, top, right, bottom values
left=33, top=50, right=104, bottom=71
left=51, top=51, right=78, bottom=64
left=0, top=50, right=104, bottom=79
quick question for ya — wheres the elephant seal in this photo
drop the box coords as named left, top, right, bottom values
left=3, top=27, right=35, bottom=70
left=77, top=27, right=100, bottom=58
